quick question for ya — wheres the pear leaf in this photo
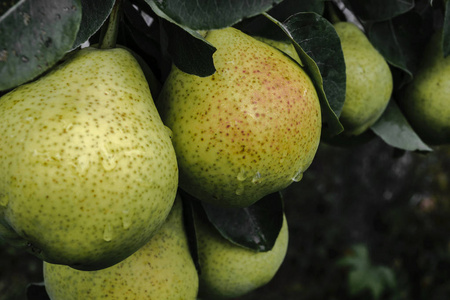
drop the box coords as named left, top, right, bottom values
left=160, top=18, right=216, bottom=77
left=346, top=0, right=414, bottom=22
left=26, top=282, right=50, bottom=300
left=366, top=7, right=434, bottom=86
left=71, top=0, right=115, bottom=49
left=0, top=0, right=82, bottom=91
left=370, top=100, right=432, bottom=152
left=201, top=192, right=285, bottom=252
left=444, top=0, right=450, bottom=57
left=235, top=0, right=325, bottom=40
left=145, top=0, right=283, bottom=30
left=147, top=1, right=216, bottom=77
left=263, top=12, right=345, bottom=137
left=337, top=244, right=396, bottom=300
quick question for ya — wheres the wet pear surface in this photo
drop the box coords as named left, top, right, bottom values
left=0, top=47, right=178, bottom=270
left=196, top=213, right=289, bottom=299
left=44, top=197, right=198, bottom=299
left=400, top=32, right=450, bottom=145
left=158, top=27, right=321, bottom=207
left=335, top=22, right=393, bottom=136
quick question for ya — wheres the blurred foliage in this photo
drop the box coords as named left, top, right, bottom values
left=2, top=137, right=449, bottom=300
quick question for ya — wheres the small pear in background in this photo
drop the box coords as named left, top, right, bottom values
left=158, top=27, right=321, bottom=208
left=334, top=22, right=393, bottom=136
left=195, top=210, right=289, bottom=299
left=43, top=196, right=198, bottom=300
left=0, top=47, right=178, bottom=270
left=399, top=31, right=450, bottom=145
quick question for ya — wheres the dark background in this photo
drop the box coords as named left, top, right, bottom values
left=1, top=136, right=449, bottom=300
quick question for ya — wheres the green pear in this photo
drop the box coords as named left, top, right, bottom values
left=399, top=31, right=450, bottom=145
left=158, top=27, right=321, bottom=208
left=0, top=47, right=178, bottom=270
left=252, top=36, right=302, bottom=64
left=195, top=211, right=289, bottom=299
left=43, top=196, right=198, bottom=300
left=334, top=22, right=393, bottom=136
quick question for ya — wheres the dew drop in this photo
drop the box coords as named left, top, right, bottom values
left=122, top=210, right=131, bottom=230
left=100, top=142, right=117, bottom=171
left=0, top=193, right=9, bottom=207
left=73, top=154, right=91, bottom=176
left=235, top=185, right=244, bottom=196
left=236, top=168, right=247, bottom=181
left=252, top=171, right=262, bottom=184
left=292, top=169, right=303, bottom=182
left=103, top=224, right=113, bottom=242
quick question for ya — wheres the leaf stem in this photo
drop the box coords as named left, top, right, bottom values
left=98, top=0, right=123, bottom=49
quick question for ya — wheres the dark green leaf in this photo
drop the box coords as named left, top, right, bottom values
left=160, top=18, right=216, bottom=77
left=26, top=282, right=50, bottom=300
left=370, top=100, right=432, bottom=152
left=264, top=12, right=345, bottom=137
left=346, top=0, right=414, bottom=22
left=146, top=0, right=283, bottom=30
left=367, top=9, right=434, bottom=86
left=444, top=0, right=450, bottom=57
left=201, top=192, right=284, bottom=252
left=71, top=0, right=115, bottom=49
left=236, top=0, right=325, bottom=40
left=0, top=0, right=82, bottom=91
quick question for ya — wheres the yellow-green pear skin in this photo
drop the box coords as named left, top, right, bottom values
left=0, top=47, right=178, bottom=270
left=195, top=213, right=289, bottom=299
left=43, top=197, right=198, bottom=300
left=253, top=36, right=302, bottom=65
left=335, top=22, right=393, bottom=136
left=399, top=32, right=450, bottom=145
left=158, top=27, right=321, bottom=208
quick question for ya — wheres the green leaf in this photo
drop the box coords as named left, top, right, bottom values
left=264, top=12, right=345, bottom=137
left=346, top=0, right=414, bottom=22
left=370, top=100, right=432, bottom=152
left=146, top=1, right=216, bottom=77
left=71, top=0, right=115, bottom=49
left=146, top=0, right=283, bottom=30
left=235, top=0, right=325, bottom=40
left=160, top=19, right=216, bottom=77
left=444, top=0, right=450, bottom=57
left=366, top=7, right=434, bottom=86
left=0, top=0, right=82, bottom=91
left=201, top=192, right=285, bottom=252
left=337, top=244, right=397, bottom=300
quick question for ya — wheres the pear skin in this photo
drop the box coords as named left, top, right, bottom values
left=399, top=31, right=450, bottom=145
left=0, top=47, right=178, bottom=270
left=158, top=27, right=321, bottom=208
left=44, top=197, right=198, bottom=300
left=335, top=22, right=393, bottom=136
left=195, top=212, right=289, bottom=299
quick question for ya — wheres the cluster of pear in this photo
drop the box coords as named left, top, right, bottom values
left=330, top=22, right=449, bottom=146
left=0, top=26, right=322, bottom=299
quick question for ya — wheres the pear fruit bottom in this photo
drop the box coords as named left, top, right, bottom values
left=195, top=211, right=289, bottom=299
left=0, top=47, right=178, bottom=270
left=334, top=22, right=393, bottom=136
left=43, top=196, right=198, bottom=300
left=399, top=31, right=450, bottom=145
left=158, top=27, right=321, bottom=208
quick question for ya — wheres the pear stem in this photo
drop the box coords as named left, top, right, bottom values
left=326, top=1, right=343, bottom=24
left=99, top=0, right=123, bottom=49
